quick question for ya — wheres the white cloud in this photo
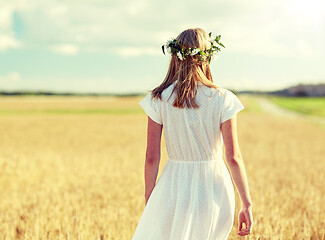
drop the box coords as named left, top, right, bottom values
left=51, top=44, right=79, bottom=55
left=0, top=8, right=12, bottom=29
left=0, top=6, right=23, bottom=51
left=2, top=0, right=323, bottom=59
left=48, top=5, right=68, bottom=16
left=0, top=34, right=22, bottom=51
left=204, top=0, right=325, bottom=59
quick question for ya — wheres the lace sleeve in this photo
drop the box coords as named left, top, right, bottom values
left=139, top=93, right=163, bottom=125
left=220, top=90, right=245, bottom=123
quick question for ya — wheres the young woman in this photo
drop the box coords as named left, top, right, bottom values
left=132, top=28, right=253, bottom=240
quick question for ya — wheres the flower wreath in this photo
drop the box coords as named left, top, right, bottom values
left=162, top=32, right=225, bottom=63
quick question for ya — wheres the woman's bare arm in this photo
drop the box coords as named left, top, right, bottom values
left=144, top=116, right=163, bottom=204
left=221, top=115, right=253, bottom=235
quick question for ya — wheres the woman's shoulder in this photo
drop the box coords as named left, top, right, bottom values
left=201, top=86, right=240, bottom=106
left=160, top=81, right=178, bottom=101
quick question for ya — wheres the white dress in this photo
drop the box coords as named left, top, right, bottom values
left=132, top=81, right=245, bottom=240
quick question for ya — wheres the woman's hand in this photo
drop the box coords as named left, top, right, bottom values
left=237, top=205, right=253, bottom=236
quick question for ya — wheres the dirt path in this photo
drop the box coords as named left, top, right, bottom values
left=255, top=96, right=325, bottom=126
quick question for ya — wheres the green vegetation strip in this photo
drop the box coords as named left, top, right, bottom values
left=269, top=96, right=325, bottom=117
left=0, top=108, right=143, bottom=115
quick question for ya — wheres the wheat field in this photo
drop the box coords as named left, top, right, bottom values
left=0, top=95, right=324, bottom=240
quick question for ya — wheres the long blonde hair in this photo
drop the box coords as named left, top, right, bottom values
left=150, top=28, right=221, bottom=109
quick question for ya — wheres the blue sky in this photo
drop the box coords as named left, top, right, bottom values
left=0, top=0, right=324, bottom=93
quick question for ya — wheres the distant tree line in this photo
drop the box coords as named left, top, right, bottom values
left=1, top=83, right=324, bottom=97
left=238, top=83, right=325, bottom=97
left=267, top=83, right=325, bottom=97
left=0, top=90, right=142, bottom=97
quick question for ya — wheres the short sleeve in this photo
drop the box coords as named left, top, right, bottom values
left=220, top=90, right=245, bottom=123
left=138, top=93, right=163, bottom=125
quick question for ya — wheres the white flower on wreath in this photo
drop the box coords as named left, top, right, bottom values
left=165, top=45, right=172, bottom=54
left=190, top=48, right=200, bottom=56
left=176, top=52, right=184, bottom=60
